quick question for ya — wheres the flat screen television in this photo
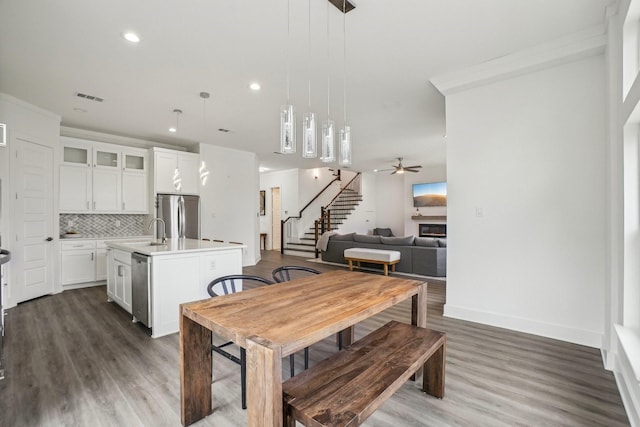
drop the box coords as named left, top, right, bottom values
left=413, top=182, right=447, bottom=207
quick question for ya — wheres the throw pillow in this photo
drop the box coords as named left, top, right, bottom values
left=354, top=234, right=382, bottom=244
left=381, top=236, right=415, bottom=246
left=414, top=237, right=438, bottom=247
left=373, top=228, right=394, bottom=237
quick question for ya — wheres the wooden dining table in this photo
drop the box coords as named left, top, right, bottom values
left=179, top=270, right=428, bottom=427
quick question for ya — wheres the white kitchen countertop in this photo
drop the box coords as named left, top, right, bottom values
left=105, top=238, right=246, bottom=256
left=59, top=235, right=154, bottom=241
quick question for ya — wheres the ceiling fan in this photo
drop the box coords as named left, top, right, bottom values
left=379, top=157, right=422, bottom=175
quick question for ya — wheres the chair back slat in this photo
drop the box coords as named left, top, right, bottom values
left=207, top=274, right=273, bottom=297
left=272, top=266, right=321, bottom=283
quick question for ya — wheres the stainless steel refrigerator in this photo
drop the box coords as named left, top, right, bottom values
left=156, top=194, right=200, bottom=239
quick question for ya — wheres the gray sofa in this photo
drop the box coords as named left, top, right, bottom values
left=321, top=233, right=447, bottom=277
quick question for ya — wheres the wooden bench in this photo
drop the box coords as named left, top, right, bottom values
left=282, top=320, right=446, bottom=427
left=343, top=248, right=401, bottom=276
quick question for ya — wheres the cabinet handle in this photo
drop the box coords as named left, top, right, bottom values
left=93, top=201, right=96, bottom=209
left=118, top=265, right=124, bottom=277
left=86, top=201, right=89, bottom=209
left=122, top=202, right=125, bottom=210
left=91, top=252, right=94, bottom=261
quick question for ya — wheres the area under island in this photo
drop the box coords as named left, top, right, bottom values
left=105, top=238, right=245, bottom=338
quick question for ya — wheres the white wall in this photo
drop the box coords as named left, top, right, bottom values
left=260, top=168, right=299, bottom=250
left=443, top=55, right=607, bottom=348
left=339, top=172, right=377, bottom=234
left=0, top=94, right=62, bottom=306
left=199, top=144, right=260, bottom=266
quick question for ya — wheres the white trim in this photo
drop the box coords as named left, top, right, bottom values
left=443, top=304, right=603, bottom=348
left=616, top=324, right=640, bottom=381
left=430, top=25, right=606, bottom=96
left=0, top=93, right=61, bottom=122
left=60, top=126, right=189, bottom=151
left=613, top=344, right=640, bottom=426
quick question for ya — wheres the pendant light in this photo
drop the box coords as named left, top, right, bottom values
left=199, top=92, right=210, bottom=186
left=302, top=0, right=317, bottom=158
left=280, top=0, right=296, bottom=154
left=338, top=0, right=351, bottom=166
left=321, top=0, right=335, bottom=163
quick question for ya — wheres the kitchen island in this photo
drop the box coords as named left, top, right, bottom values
left=105, top=238, right=245, bottom=338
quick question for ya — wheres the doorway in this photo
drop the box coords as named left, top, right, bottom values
left=271, top=187, right=281, bottom=251
left=11, top=135, right=55, bottom=303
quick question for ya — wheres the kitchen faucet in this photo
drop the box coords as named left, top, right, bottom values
left=148, top=218, right=167, bottom=243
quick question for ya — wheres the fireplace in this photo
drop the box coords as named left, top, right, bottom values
left=419, top=223, right=446, bottom=238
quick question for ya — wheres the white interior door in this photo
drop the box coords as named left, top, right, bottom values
left=12, top=136, right=54, bottom=303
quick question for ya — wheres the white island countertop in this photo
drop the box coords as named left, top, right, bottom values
left=105, top=238, right=246, bottom=256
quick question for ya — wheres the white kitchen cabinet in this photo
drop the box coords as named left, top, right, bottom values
left=96, top=241, right=108, bottom=281
left=153, top=147, right=200, bottom=195
left=59, top=165, right=93, bottom=211
left=60, top=137, right=149, bottom=213
left=92, top=144, right=121, bottom=212
left=107, top=248, right=133, bottom=313
left=122, top=148, right=148, bottom=213
left=60, top=240, right=96, bottom=285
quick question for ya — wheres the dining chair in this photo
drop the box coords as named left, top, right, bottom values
left=207, top=274, right=274, bottom=409
left=207, top=273, right=306, bottom=408
left=271, top=265, right=322, bottom=375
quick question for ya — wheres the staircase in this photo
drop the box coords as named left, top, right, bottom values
left=282, top=172, right=362, bottom=257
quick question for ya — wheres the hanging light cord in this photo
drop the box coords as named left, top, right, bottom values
left=343, top=0, right=347, bottom=124
left=326, top=0, right=330, bottom=118
left=308, top=0, right=312, bottom=111
left=287, top=0, right=291, bottom=103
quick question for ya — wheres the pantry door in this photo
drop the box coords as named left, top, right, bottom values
left=11, top=134, right=55, bottom=303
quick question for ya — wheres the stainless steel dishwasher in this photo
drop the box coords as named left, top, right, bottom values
left=131, top=252, right=152, bottom=328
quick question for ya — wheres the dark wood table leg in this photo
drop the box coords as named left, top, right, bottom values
left=336, top=326, right=355, bottom=349
left=180, top=312, right=212, bottom=426
left=423, top=339, right=446, bottom=398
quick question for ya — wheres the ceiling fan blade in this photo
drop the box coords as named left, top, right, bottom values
left=405, top=165, right=422, bottom=169
left=406, top=169, right=419, bottom=172
left=390, top=170, right=397, bottom=175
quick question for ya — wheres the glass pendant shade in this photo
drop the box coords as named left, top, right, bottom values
left=302, top=112, right=317, bottom=158
left=339, top=125, right=351, bottom=166
left=321, top=119, right=335, bottom=163
left=280, top=104, right=296, bottom=154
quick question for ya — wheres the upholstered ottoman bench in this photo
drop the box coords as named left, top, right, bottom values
left=344, top=247, right=401, bottom=276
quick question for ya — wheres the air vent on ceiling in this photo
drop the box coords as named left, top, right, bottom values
left=75, top=92, right=104, bottom=102
left=218, top=128, right=230, bottom=133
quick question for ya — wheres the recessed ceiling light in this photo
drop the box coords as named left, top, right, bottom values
left=73, top=107, right=87, bottom=113
left=169, top=127, right=177, bottom=133
left=259, top=167, right=270, bottom=172
left=249, top=82, right=261, bottom=91
left=122, top=32, right=140, bottom=43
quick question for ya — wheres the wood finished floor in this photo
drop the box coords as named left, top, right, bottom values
left=0, top=251, right=629, bottom=426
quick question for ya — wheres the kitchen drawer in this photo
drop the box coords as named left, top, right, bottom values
left=113, top=249, right=132, bottom=264
left=96, top=240, right=108, bottom=249
left=60, top=240, right=96, bottom=251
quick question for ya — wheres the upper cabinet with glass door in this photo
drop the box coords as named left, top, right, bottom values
left=59, top=137, right=149, bottom=213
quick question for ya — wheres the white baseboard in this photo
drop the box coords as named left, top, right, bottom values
left=443, top=304, right=602, bottom=348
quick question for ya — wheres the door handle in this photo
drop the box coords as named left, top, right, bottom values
left=45, top=237, right=53, bottom=242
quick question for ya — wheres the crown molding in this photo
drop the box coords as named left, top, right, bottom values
left=430, top=25, right=606, bottom=96
left=60, top=126, right=188, bottom=151
left=0, top=93, right=61, bottom=122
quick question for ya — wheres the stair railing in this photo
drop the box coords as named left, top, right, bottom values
left=280, top=170, right=341, bottom=254
left=314, top=172, right=361, bottom=257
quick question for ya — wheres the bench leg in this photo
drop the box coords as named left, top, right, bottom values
left=383, top=263, right=389, bottom=276
left=348, top=259, right=354, bottom=271
left=423, top=341, right=446, bottom=398
left=391, top=263, right=396, bottom=272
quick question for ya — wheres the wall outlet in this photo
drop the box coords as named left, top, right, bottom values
left=115, top=219, right=121, bottom=227
left=67, top=220, right=73, bottom=227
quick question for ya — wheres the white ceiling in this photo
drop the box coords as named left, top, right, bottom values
left=0, top=0, right=608, bottom=173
